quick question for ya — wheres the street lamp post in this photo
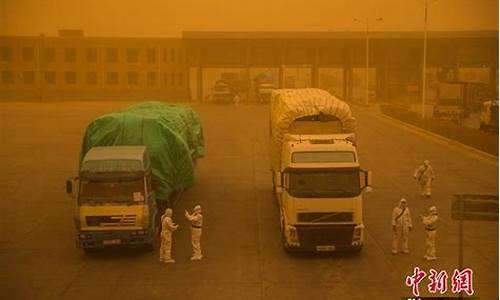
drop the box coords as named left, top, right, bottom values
left=354, top=17, right=383, bottom=106
left=418, top=0, right=439, bottom=118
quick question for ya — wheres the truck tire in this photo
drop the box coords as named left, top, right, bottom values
left=145, top=241, right=155, bottom=251
left=83, top=247, right=96, bottom=254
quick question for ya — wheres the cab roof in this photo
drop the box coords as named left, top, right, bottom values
left=81, top=146, right=150, bottom=173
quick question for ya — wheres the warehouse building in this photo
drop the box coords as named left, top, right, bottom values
left=0, top=30, right=497, bottom=102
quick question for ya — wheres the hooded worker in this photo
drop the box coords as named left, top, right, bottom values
left=413, top=160, right=435, bottom=197
left=185, top=205, right=203, bottom=261
left=160, top=208, right=178, bottom=264
left=391, top=198, right=412, bottom=254
left=420, top=206, right=439, bottom=261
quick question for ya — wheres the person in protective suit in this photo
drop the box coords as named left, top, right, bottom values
left=392, top=198, right=412, bottom=254
left=420, top=206, right=439, bottom=261
left=185, top=205, right=203, bottom=261
left=160, top=208, right=178, bottom=264
left=414, top=160, right=435, bottom=197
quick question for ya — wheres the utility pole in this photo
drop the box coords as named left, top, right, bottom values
left=354, top=17, right=383, bottom=106
left=418, top=0, right=439, bottom=118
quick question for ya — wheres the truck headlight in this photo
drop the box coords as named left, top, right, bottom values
left=286, top=225, right=300, bottom=246
left=352, top=225, right=364, bottom=241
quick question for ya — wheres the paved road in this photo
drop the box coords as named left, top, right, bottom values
left=0, top=101, right=497, bottom=299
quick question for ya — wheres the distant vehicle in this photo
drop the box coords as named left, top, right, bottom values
left=270, top=88, right=372, bottom=253
left=433, top=81, right=490, bottom=122
left=212, top=80, right=234, bottom=102
left=256, top=82, right=275, bottom=103
left=433, top=83, right=465, bottom=122
left=479, top=100, right=499, bottom=132
left=212, top=72, right=240, bottom=103
left=254, top=73, right=275, bottom=103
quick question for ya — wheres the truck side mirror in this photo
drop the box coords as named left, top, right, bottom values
left=66, top=179, right=73, bottom=194
left=360, top=170, right=373, bottom=192
left=365, top=170, right=372, bottom=187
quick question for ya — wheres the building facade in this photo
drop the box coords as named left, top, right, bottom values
left=0, top=34, right=188, bottom=100
left=0, top=31, right=497, bottom=102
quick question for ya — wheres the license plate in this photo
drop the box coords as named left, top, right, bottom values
left=103, top=239, right=121, bottom=245
left=316, top=245, right=335, bottom=251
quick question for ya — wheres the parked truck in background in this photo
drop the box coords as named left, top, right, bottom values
left=433, top=81, right=491, bottom=122
left=480, top=100, right=499, bottom=132
left=66, top=102, right=204, bottom=251
left=270, top=88, right=372, bottom=252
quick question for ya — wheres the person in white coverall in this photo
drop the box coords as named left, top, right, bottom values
left=414, top=160, right=435, bottom=197
left=185, top=205, right=203, bottom=261
left=420, top=206, right=439, bottom=261
left=392, top=198, right=412, bottom=254
left=160, top=208, right=178, bottom=264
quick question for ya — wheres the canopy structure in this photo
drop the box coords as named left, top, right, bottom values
left=80, top=101, right=205, bottom=202
left=270, top=88, right=356, bottom=171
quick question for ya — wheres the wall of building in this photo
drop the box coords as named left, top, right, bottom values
left=0, top=32, right=497, bottom=102
left=0, top=36, right=189, bottom=100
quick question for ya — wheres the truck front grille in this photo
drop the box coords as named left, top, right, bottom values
left=86, top=215, right=137, bottom=227
left=298, top=212, right=353, bottom=223
left=296, top=224, right=354, bottom=247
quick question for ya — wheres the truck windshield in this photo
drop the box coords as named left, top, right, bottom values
left=79, top=177, right=145, bottom=203
left=288, top=168, right=360, bottom=198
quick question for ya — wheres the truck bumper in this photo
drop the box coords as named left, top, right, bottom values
left=285, top=224, right=363, bottom=252
left=76, top=229, right=154, bottom=249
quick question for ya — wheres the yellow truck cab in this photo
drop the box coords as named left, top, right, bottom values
left=270, top=88, right=372, bottom=252
left=66, top=146, right=157, bottom=250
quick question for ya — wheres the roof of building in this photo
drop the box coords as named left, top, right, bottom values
left=183, top=30, right=498, bottom=40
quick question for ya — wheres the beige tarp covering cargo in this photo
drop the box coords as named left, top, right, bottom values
left=270, top=88, right=357, bottom=171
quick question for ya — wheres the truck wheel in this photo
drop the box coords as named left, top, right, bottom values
left=145, top=242, right=155, bottom=251
left=350, top=245, right=363, bottom=254
left=83, top=248, right=96, bottom=254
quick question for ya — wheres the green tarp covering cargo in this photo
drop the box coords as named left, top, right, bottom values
left=80, top=101, right=205, bottom=203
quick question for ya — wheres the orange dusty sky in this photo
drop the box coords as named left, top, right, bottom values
left=0, top=0, right=498, bottom=37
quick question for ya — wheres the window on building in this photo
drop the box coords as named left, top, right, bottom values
left=65, top=71, right=76, bottom=84
left=23, top=47, right=35, bottom=61
left=127, top=72, right=139, bottom=85
left=147, top=48, right=156, bottom=63
left=178, top=50, right=183, bottom=63
left=177, top=72, right=184, bottom=86
left=22, top=71, right=35, bottom=84
left=170, top=72, right=175, bottom=86
left=86, top=72, right=98, bottom=84
left=147, top=72, right=157, bottom=86
left=44, top=71, right=56, bottom=84
left=1, top=70, right=14, bottom=83
left=106, top=72, right=118, bottom=84
left=127, top=48, right=139, bottom=63
left=0, top=47, right=13, bottom=61
left=106, top=48, right=118, bottom=63
left=163, top=72, right=169, bottom=85
left=86, top=48, right=98, bottom=63
left=163, top=49, right=168, bottom=62
left=43, top=48, right=55, bottom=62
left=65, top=48, right=76, bottom=62
left=170, top=48, right=175, bottom=63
